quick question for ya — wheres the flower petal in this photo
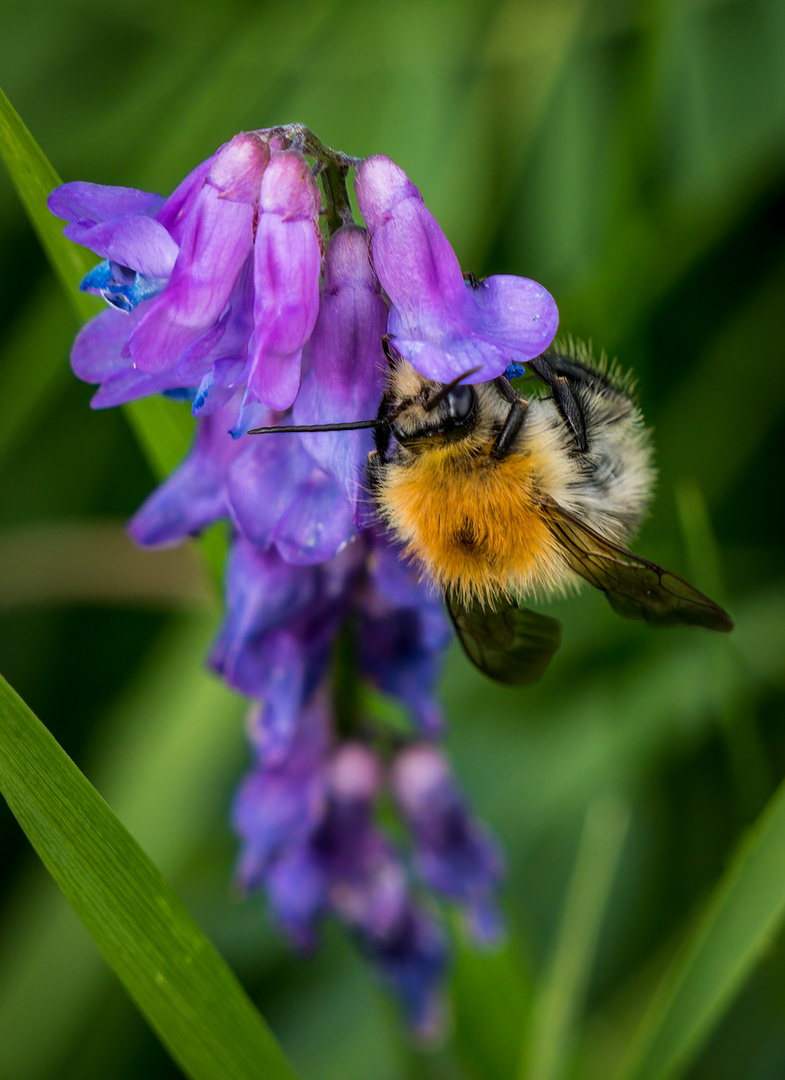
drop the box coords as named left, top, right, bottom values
left=128, top=397, right=244, bottom=545
left=356, top=154, right=467, bottom=323
left=293, top=226, right=388, bottom=505
left=356, top=603, right=446, bottom=737
left=228, top=436, right=307, bottom=549
left=71, top=307, right=139, bottom=382
left=128, top=135, right=267, bottom=374
left=471, top=274, right=559, bottom=358
left=246, top=150, right=322, bottom=411
left=208, top=133, right=268, bottom=203
left=244, top=632, right=308, bottom=762
left=48, top=182, right=164, bottom=226
left=210, top=538, right=319, bottom=679
left=357, top=154, right=558, bottom=382
left=233, top=694, right=328, bottom=888
left=361, top=903, right=447, bottom=1038
left=65, top=215, right=179, bottom=278
left=156, top=154, right=215, bottom=243
left=393, top=743, right=504, bottom=945
left=228, top=432, right=356, bottom=564
left=90, top=370, right=185, bottom=408
left=80, top=260, right=169, bottom=311
left=273, top=470, right=356, bottom=566
left=175, top=256, right=254, bottom=384
left=266, top=846, right=326, bottom=949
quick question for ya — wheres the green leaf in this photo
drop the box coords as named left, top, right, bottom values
left=616, top=775, right=785, bottom=1080
left=0, top=85, right=99, bottom=323
left=452, top=935, right=532, bottom=1080
left=0, top=280, right=74, bottom=468
left=0, top=671, right=298, bottom=1080
left=0, top=83, right=195, bottom=484
left=0, top=617, right=251, bottom=1078
left=123, top=395, right=198, bottom=480
left=520, top=797, right=630, bottom=1080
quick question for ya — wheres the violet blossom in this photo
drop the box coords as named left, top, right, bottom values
left=355, top=154, right=558, bottom=384
left=50, top=124, right=559, bottom=1030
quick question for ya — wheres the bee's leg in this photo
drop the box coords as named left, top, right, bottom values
left=381, top=335, right=404, bottom=368
left=366, top=449, right=384, bottom=493
left=527, top=356, right=588, bottom=452
left=491, top=376, right=528, bottom=459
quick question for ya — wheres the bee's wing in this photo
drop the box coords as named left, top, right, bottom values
left=541, top=500, right=733, bottom=632
left=447, top=593, right=563, bottom=686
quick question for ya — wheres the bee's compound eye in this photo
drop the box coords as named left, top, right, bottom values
left=445, top=384, right=475, bottom=423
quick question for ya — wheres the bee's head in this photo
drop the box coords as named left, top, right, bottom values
left=381, top=345, right=481, bottom=452
left=388, top=372, right=478, bottom=449
left=246, top=338, right=494, bottom=455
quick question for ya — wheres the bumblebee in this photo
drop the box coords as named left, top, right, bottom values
left=251, top=340, right=732, bottom=686
left=366, top=339, right=732, bottom=684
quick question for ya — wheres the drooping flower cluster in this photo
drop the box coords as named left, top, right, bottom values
left=49, top=125, right=557, bottom=1031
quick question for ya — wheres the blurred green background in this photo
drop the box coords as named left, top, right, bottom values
left=1, top=0, right=784, bottom=1077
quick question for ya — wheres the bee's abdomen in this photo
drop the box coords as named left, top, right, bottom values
left=374, top=449, right=568, bottom=605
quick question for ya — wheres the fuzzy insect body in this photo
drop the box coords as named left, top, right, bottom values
left=368, top=345, right=654, bottom=608
left=250, top=342, right=732, bottom=686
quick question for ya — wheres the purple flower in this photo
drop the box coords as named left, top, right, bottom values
left=52, top=125, right=549, bottom=1030
left=245, top=149, right=323, bottom=411
left=355, top=154, right=558, bottom=383
left=49, top=154, right=213, bottom=314
left=356, top=533, right=450, bottom=736
left=360, top=902, right=447, bottom=1039
left=211, top=540, right=326, bottom=680
left=212, top=538, right=352, bottom=762
left=129, top=383, right=357, bottom=560
left=293, top=225, right=388, bottom=509
left=71, top=306, right=183, bottom=407
left=233, top=691, right=329, bottom=892
left=129, top=391, right=246, bottom=545
left=236, top=735, right=448, bottom=1030
left=127, top=135, right=267, bottom=378
left=393, top=743, right=504, bottom=944
left=211, top=530, right=447, bottom=760
left=49, top=133, right=323, bottom=428
left=228, top=431, right=356, bottom=564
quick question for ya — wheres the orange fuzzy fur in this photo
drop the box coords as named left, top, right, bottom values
left=376, top=441, right=568, bottom=606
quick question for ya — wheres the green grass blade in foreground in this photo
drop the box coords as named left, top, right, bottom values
left=0, top=281, right=74, bottom=467
left=520, top=797, right=630, bottom=1080
left=0, top=86, right=98, bottom=323
left=616, top=775, right=785, bottom=1080
left=123, top=394, right=198, bottom=480
left=0, top=83, right=195, bottom=483
left=0, top=672, right=298, bottom=1080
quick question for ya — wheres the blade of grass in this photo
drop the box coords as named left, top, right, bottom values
left=123, top=394, right=198, bottom=481
left=615, top=775, right=785, bottom=1080
left=519, top=796, right=630, bottom=1080
left=0, top=280, right=74, bottom=467
left=0, top=85, right=99, bottom=323
left=0, top=616, right=250, bottom=1077
left=452, top=935, right=532, bottom=1080
left=675, top=478, right=770, bottom=819
left=0, top=671, right=297, bottom=1080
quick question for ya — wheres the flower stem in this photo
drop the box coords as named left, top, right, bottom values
left=260, top=123, right=359, bottom=235
left=332, top=623, right=361, bottom=738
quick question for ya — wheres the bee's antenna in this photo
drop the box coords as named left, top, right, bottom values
left=423, top=366, right=483, bottom=412
left=247, top=418, right=389, bottom=435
